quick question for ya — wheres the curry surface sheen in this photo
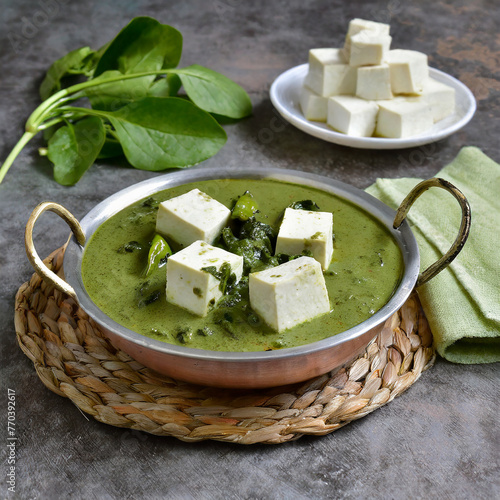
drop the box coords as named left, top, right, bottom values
left=82, top=179, right=403, bottom=351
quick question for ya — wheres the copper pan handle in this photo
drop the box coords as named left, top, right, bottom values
left=25, top=202, right=85, bottom=301
left=393, top=178, right=471, bottom=287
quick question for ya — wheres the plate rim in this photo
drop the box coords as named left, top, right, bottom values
left=270, top=63, right=477, bottom=150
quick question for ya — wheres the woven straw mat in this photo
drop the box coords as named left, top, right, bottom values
left=14, top=247, right=436, bottom=444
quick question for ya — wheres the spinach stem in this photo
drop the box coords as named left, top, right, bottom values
left=25, top=94, right=75, bottom=132
left=3, top=68, right=186, bottom=184
left=0, top=131, right=37, bottom=184
left=36, top=116, right=67, bottom=130
left=55, top=106, right=108, bottom=119
left=25, top=70, right=168, bottom=132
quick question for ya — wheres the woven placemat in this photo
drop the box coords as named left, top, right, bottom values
left=14, top=246, right=435, bottom=444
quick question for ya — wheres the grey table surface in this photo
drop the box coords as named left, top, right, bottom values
left=1, top=1, right=499, bottom=499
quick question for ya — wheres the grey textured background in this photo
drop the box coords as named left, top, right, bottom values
left=0, top=1, right=499, bottom=499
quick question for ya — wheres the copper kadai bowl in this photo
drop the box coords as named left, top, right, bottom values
left=25, top=168, right=470, bottom=389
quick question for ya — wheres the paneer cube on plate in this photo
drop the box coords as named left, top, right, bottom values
left=343, top=18, right=390, bottom=61
left=300, top=86, right=328, bottom=122
left=356, top=64, right=392, bottom=100
left=327, top=95, right=379, bottom=138
left=421, top=77, right=456, bottom=122
left=376, top=99, right=433, bottom=138
left=348, top=31, right=392, bottom=67
left=386, top=49, right=429, bottom=95
left=304, top=48, right=357, bottom=97
left=344, top=18, right=390, bottom=41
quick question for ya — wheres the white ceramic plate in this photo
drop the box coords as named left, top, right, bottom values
left=270, top=64, right=476, bottom=149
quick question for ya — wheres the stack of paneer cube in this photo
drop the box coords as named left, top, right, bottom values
left=300, top=18, right=456, bottom=138
left=155, top=189, right=334, bottom=333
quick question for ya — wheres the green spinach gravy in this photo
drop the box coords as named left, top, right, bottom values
left=82, top=179, right=403, bottom=352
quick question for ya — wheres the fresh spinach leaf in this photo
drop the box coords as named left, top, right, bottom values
left=97, top=136, right=124, bottom=159
left=94, top=17, right=182, bottom=77
left=104, top=97, right=227, bottom=170
left=86, top=72, right=182, bottom=112
left=148, top=74, right=182, bottom=97
left=40, top=46, right=96, bottom=100
left=47, top=116, right=105, bottom=185
left=172, top=64, right=252, bottom=119
left=42, top=122, right=64, bottom=142
left=0, top=17, right=252, bottom=186
left=85, top=70, right=155, bottom=111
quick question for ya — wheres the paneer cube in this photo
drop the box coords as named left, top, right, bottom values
left=343, top=18, right=390, bottom=62
left=156, top=189, right=230, bottom=247
left=249, top=256, right=330, bottom=332
left=386, top=49, right=429, bottom=95
left=421, top=77, right=456, bottom=122
left=304, top=48, right=357, bottom=97
left=299, top=86, right=328, bottom=122
left=327, top=96, right=379, bottom=137
left=166, top=241, right=243, bottom=317
left=376, top=99, right=433, bottom=138
left=308, top=48, right=346, bottom=73
left=348, top=32, right=392, bottom=67
left=345, top=18, right=391, bottom=39
left=356, top=64, right=392, bottom=100
left=275, top=208, right=333, bottom=270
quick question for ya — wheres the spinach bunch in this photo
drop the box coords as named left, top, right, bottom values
left=0, top=17, right=252, bottom=185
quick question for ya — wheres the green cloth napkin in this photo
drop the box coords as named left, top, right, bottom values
left=366, top=146, right=500, bottom=364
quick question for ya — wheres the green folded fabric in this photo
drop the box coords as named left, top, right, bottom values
left=366, top=146, right=500, bottom=364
